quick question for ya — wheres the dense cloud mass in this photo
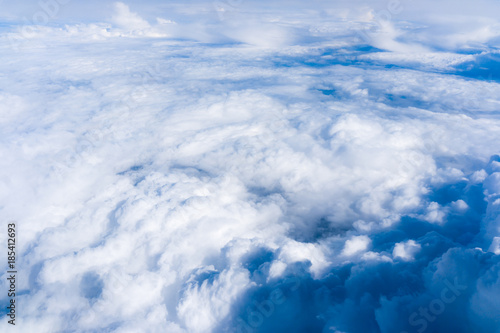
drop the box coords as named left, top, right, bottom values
left=0, top=0, right=500, bottom=332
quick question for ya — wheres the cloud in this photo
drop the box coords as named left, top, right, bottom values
left=393, top=239, right=422, bottom=261
left=0, top=1, right=500, bottom=332
left=111, top=2, right=151, bottom=31
left=342, top=236, right=371, bottom=257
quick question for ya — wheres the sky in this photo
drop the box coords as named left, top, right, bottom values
left=0, top=0, right=500, bottom=332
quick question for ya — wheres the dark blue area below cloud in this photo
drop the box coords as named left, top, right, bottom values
left=453, top=51, right=500, bottom=82
left=213, top=157, right=500, bottom=333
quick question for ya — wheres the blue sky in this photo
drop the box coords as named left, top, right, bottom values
left=0, top=1, right=500, bottom=332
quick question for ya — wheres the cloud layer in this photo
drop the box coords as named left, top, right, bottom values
left=1, top=1, right=500, bottom=332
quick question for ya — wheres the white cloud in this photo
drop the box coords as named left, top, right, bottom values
left=489, top=237, right=500, bottom=255
left=422, top=202, right=448, bottom=224
left=1, top=1, right=500, bottom=332
left=112, top=2, right=151, bottom=31
left=393, top=240, right=421, bottom=261
left=341, top=236, right=371, bottom=257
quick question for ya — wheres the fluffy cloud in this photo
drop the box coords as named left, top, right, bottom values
left=0, top=1, right=500, bottom=332
left=112, top=2, right=150, bottom=29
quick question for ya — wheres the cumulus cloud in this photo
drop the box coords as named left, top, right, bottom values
left=342, top=236, right=371, bottom=257
left=0, top=1, right=500, bottom=333
left=112, top=2, right=151, bottom=31
left=393, top=239, right=421, bottom=261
